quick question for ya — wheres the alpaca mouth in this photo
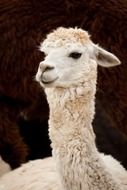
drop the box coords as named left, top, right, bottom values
left=41, top=77, right=59, bottom=84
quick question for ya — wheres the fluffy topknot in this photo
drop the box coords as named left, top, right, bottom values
left=41, top=27, right=90, bottom=51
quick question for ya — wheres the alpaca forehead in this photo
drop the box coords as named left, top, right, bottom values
left=40, top=27, right=91, bottom=52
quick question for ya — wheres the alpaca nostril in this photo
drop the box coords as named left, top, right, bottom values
left=44, top=66, right=54, bottom=72
left=39, top=64, right=54, bottom=73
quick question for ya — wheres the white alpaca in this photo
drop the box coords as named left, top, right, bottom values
left=0, top=27, right=127, bottom=190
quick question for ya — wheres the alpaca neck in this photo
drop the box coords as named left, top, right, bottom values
left=45, top=86, right=121, bottom=190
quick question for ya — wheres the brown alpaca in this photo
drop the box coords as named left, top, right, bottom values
left=0, top=0, right=127, bottom=169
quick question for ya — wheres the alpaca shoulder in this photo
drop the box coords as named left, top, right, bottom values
left=100, top=153, right=127, bottom=187
left=0, top=157, right=60, bottom=190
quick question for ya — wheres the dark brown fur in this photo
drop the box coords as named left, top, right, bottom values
left=0, top=0, right=127, bottom=168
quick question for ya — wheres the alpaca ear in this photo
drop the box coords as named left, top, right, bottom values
left=95, top=45, right=121, bottom=67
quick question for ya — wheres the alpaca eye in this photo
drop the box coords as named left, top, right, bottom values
left=69, top=52, right=82, bottom=59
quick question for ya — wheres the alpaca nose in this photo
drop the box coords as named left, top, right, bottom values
left=40, top=64, right=54, bottom=73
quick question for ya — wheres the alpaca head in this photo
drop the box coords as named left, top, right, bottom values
left=36, top=27, right=120, bottom=88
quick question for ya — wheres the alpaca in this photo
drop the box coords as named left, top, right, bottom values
left=1, top=0, right=127, bottom=170
left=0, top=27, right=127, bottom=190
